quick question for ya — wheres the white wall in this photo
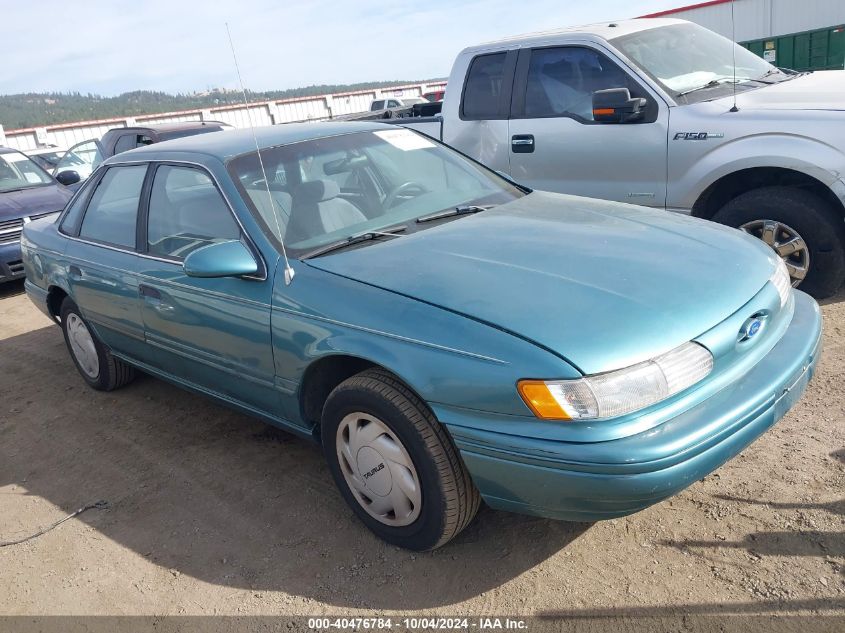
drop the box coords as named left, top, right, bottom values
left=658, top=0, right=845, bottom=42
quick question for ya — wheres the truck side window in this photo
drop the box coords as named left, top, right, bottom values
left=113, top=134, right=138, bottom=154
left=524, top=47, right=641, bottom=121
left=462, top=52, right=507, bottom=119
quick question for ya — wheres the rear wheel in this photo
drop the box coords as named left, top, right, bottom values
left=60, top=298, right=135, bottom=391
left=322, top=369, right=480, bottom=550
left=712, top=186, right=845, bottom=298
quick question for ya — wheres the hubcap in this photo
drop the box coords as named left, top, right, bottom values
left=336, top=412, right=422, bottom=527
left=66, top=313, right=99, bottom=379
left=740, top=219, right=809, bottom=287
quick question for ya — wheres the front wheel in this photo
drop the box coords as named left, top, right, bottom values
left=712, top=186, right=845, bottom=298
left=322, top=369, right=480, bottom=550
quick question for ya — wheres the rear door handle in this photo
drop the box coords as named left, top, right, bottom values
left=138, top=284, right=161, bottom=300
left=511, top=134, right=535, bottom=153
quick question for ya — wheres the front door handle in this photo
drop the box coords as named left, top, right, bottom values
left=511, top=134, right=535, bottom=153
left=68, top=265, right=82, bottom=280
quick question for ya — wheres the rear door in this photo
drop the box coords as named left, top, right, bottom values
left=62, top=164, right=150, bottom=361
left=449, top=50, right=517, bottom=175
left=136, top=162, right=279, bottom=416
left=507, top=45, right=669, bottom=206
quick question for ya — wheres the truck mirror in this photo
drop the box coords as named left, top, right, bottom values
left=592, top=88, right=647, bottom=123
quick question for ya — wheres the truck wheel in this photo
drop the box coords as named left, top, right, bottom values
left=59, top=298, right=135, bottom=391
left=712, top=186, right=845, bottom=298
left=322, top=368, right=480, bottom=551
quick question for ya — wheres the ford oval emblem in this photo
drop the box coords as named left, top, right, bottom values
left=739, top=316, right=764, bottom=342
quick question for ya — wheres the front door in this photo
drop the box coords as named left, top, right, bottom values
left=507, top=45, right=669, bottom=207
left=136, top=163, right=279, bottom=416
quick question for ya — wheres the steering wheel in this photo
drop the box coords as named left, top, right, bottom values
left=383, top=181, right=428, bottom=210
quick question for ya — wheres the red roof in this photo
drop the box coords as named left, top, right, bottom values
left=640, top=0, right=734, bottom=19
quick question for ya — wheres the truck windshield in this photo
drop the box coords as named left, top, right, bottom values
left=612, top=22, right=783, bottom=102
left=228, top=129, right=524, bottom=255
left=0, top=151, right=54, bottom=193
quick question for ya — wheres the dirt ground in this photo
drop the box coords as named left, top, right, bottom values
left=0, top=278, right=842, bottom=628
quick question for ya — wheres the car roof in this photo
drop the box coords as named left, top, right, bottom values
left=461, top=17, right=687, bottom=53
left=111, top=121, right=392, bottom=163
left=0, top=146, right=21, bottom=155
left=111, top=121, right=228, bottom=135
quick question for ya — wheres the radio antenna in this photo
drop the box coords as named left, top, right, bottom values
left=225, top=22, right=295, bottom=285
left=729, top=0, right=739, bottom=112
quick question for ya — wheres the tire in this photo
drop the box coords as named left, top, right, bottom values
left=59, top=298, right=135, bottom=391
left=712, top=186, right=845, bottom=298
left=321, top=368, right=480, bottom=550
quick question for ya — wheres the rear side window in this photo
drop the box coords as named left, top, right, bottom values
left=79, top=165, right=146, bottom=248
left=462, top=52, right=507, bottom=119
left=147, top=165, right=240, bottom=259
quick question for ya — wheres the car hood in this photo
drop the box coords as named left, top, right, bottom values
left=729, top=70, right=845, bottom=111
left=305, top=192, right=776, bottom=375
left=0, top=184, right=71, bottom=220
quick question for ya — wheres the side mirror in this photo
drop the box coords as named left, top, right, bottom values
left=592, top=88, right=647, bottom=123
left=183, top=240, right=259, bottom=278
left=55, top=170, right=81, bottom=186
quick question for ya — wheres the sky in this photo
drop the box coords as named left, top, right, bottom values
left=1, top=0, right=686, bottom=96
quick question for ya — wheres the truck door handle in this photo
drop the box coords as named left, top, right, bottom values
left=68, top=265, right=82, bottom=279
left=511, top=135, right=535, bottom=153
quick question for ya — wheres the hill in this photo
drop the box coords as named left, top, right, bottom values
left=0, top=81, right=444, bottom=130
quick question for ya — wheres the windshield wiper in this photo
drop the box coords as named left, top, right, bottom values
left=416, top=205, right=494, bottom=224
left=675, top=78, right=738, bottom=98
left=300, top=225, right=406, bottom=259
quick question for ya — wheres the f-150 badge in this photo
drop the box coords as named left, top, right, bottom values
left=673, top=132, right=725, bottom=140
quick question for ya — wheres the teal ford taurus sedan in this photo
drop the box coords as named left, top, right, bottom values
left=21, top=122, right=822, bottom=550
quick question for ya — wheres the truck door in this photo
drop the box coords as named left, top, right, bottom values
left=507, top=45, right=669, bottom=207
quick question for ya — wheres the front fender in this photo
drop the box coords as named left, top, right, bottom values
left=668, top=132, right=845, bottom=211
left=271, top=262, right=579, bottom=423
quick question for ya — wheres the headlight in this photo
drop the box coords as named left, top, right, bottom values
left=518, top=342, right=713, bottom=421
left=770, top=257, right=792, bottom=308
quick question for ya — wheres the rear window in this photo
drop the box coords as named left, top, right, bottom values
left=462, top=52, right=507, bottom=119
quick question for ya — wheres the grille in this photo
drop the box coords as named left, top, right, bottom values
left=0, top=218, right=23, bottom=245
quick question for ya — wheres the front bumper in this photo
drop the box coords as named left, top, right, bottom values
left=0, top=241, right=24, bottom=283
left=437, top=291, right=822, bottom=521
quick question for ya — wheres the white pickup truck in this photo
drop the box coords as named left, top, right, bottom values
left=394, top=18, right=845, bottom=298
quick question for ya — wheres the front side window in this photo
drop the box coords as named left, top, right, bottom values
left=612, top=22, right=783, bottom=103
left=147, top=165, right=241, bottom=259
left=0, top=151, right=53, bottom=192
left=524, top=47, right=641, bottom=120
left=79, top=165, right=146, bottom=248
left=462, top=52, right=507, bottom=119
left=55, top=140, right=102, bottom=180
left=228, top=129, right=523, bottom=254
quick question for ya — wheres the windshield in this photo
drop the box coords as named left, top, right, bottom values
left=228, top=129, right=524, bottom=255
left=612, top=23, right=782, bottom=102
left=0, top=151, right=54, bottom=192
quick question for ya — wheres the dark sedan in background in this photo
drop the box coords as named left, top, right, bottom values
left=0, top=147, right=72, bottom=283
